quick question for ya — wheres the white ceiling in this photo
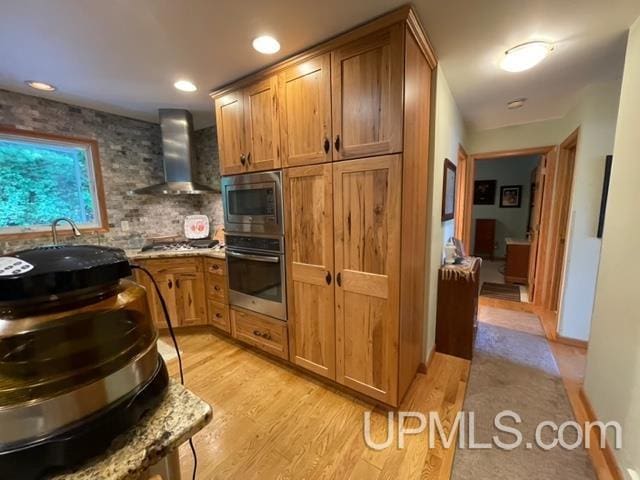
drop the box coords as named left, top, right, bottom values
left=1, top=0, right=638, bottom=130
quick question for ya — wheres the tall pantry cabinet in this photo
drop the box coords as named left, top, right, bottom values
left=211, top=6, right=435, bottom=406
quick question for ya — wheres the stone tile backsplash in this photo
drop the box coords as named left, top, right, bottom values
left=0, top=89, right=223, bottom=254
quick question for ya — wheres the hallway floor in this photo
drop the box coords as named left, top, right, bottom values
left=480, top=259, right=530, bottom=302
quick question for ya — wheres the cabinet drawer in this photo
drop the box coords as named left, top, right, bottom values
left=206, top=275, right=228, bottom=303
left=141, top=257, right=203, bottom=275
left=208, top=300, right=230, bottom=333
left=205, top=257, right=226, bottom=276
left=231, top=308, right=288, bottom=360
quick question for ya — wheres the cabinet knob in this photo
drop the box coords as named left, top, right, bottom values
left=240, top=153, right=246, bottom=165
left=247, top=152, right=252, bottom=164
left=334, top=135, right=340, bottom=151
left=336, top=272, right=342, bottom=287
left=216, top=313, right=222, bottom=318
left=323, top=137, right=330, bottom=154
left=325, top=271, right=332, bottom=285
left=215, top=285, right=221, bottom=291
left=167, top=279, right=173, bottom=289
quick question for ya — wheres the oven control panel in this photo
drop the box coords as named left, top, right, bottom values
left=225, top=235, right=283, bottom=254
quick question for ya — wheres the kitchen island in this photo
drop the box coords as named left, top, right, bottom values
left=53, top=381, right=211, bottom=480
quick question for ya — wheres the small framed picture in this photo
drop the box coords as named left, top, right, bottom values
left=474, top=180, right=496, bottom=205
left=500, top=185, right=522, bottom=208
left=441, top=158, right=457, bottom=221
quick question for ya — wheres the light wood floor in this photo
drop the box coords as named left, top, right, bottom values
left=163, top=331, right=469, bottom=480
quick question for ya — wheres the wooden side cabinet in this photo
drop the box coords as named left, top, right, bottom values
left=505, top=241, right=531, bottom=285
left=435, top=260, right=481, bottom=360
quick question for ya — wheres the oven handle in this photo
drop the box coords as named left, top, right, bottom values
left=226, top=251, right=280, bottom=263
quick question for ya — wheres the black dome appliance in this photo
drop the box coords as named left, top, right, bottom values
left=0, top=245, right=168, bottom=479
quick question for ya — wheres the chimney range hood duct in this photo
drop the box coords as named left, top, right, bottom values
left=134, top=109, right=216, bottom=195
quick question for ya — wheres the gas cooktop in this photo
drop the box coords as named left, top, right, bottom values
left=140, top=239, right=219, bottom=252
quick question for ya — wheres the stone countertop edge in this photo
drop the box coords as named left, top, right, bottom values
left=51, top=381, right=212, bottom=480
left=125, top=248, right=225, bottom=261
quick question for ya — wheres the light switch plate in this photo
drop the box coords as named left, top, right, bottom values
left=121, top=220, right=130, bottom=232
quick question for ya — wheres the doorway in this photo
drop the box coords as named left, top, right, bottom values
left=471, top=154, right=543, bottom=303
left=455, top=136, right=578, bottom=337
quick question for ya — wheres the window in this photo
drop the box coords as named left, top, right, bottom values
left=0, top=128, right=108, bottom=237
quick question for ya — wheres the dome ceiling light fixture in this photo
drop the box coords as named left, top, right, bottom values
left=507, top=98, right=527, bottom=109
left=500, top=41, right=553, bottom=72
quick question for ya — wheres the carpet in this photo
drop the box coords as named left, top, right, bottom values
left=451, top=321, right=596, bottom=479
left=480, top=282, right=521, bottom=302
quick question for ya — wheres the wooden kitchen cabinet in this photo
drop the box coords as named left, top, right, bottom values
left=231, top=307, right=289, bottom=360
left=215, top=76, right=281, bottom=175
left=331, top=24, right=404, bottom=160
left=214, top=90, right=246, bottom=175
left=278, top=54, right=332, bottom=167
left=243, top=76, right=281, bottom=172
left=284, top=163, right=336, bottom=379
left=133, top=257, right=212, bottom=329
left=333, top=155, right=402, bottom=404
left=213, top=6, right=435, bottom=406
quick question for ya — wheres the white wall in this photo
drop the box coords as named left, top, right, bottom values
left=467, top=80, right=621, bottom=341
left=472, top=155, right=540, bottom=258
left=584, top=18, right=640, bottom=476
left=424, top=65, right=467, bottom=359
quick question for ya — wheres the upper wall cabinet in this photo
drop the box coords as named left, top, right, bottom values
left=331, top=24, right=404, bottom=160
left=214, top=90, right=245, bottom=176
left=243, top=76, right=281, bottom=172
left=279, top=54, right=332, bottom=167
left=215, top=75, right=281, bottom=175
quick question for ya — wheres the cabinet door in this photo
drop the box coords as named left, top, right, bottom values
left=215, top=90, right=246, bottom=175
left=133, top=267, right=164, bottom=329
left=331, top=24, right=404, bottom=160
left=285, top=164, right=335, bottom=379
left=243, top=76, right=281, bottom=172
left=279, top=54, right=332, bottom=167
left=155, top=273, right=180, bottom=327
left=176, top=272, right=207, bottom=326
left=333, top=155, right=402, bottom=404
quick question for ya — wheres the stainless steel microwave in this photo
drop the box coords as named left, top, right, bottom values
left=221, top=170, right=283, bottom=235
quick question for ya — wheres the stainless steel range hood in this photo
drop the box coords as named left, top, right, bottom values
left=134, top=109, right=216, bottom=195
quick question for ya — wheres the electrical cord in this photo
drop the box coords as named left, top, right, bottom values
left=130, top=264, right=198, bottom=480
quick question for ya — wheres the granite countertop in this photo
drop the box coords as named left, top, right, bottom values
left=505, top=237, right=531, bottom=246
left=125, top=246, right=225, bottom=261
left=52, top=381, right=212, bottom=480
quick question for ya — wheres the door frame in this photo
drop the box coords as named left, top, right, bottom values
left=543, top=128, right=579, bottom=316
left=461, top=145, right=555, bottom=301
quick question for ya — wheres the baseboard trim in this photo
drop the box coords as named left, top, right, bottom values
left=578, top=387, right=623, bottom=480
left=556, top=335, right=589, bottom=349
left=419, top=347, right=436, bottom=374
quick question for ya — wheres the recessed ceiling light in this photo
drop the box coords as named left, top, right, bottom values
left=500, top=41, right=553, bottom=72
left=174, top=80, right=197, bottom=92
left=507, top=98, right=527, bottom=109
left=252, top=35, right=280, bottom=54
left=25, top=80, right=56, bottom=92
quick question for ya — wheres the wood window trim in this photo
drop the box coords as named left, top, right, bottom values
left=0, top=126, right=109, bottom=240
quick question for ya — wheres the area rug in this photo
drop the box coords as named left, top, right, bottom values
left=480, top=282, right=521, bottom=302
left=451, top=321, right=595, bottom=479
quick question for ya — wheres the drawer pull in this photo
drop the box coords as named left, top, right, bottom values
left=215, top=313, right=222, bottom=318
left=214, top=285, right=221, bottom=291
left=252, top=329, right=272, bottom=341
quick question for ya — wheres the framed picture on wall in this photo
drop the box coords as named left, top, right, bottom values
left=473, top=180, right=496, bottom=205
left=500, top=185, right=522, bottom=208
left=441, top=158, right=457, bottom=221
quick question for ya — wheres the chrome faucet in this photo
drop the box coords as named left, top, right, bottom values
left=51, top=217, right=82, bottom=245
